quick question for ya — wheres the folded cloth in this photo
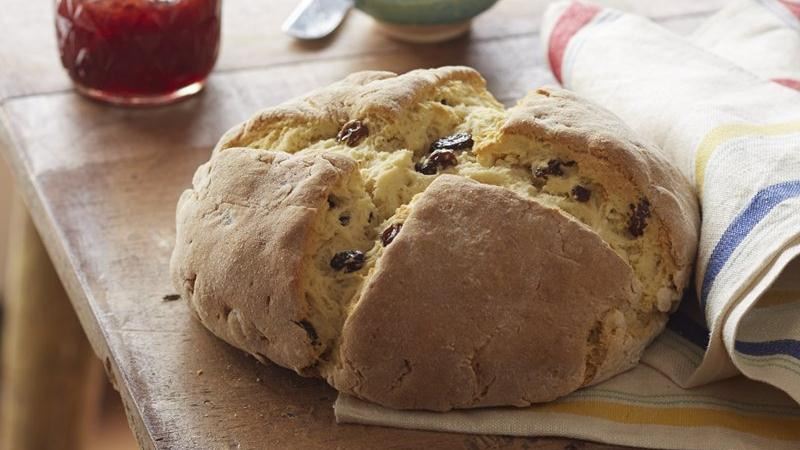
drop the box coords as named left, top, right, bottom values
left=335, top=3, right=800, bottom=449
left=337, top=362, right=800, bottom=450
left=691, top=0, right=800, bottom=90
left=542, top=0, right=800, bottom=392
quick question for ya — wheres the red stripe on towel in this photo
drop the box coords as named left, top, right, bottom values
left=548, top=2, right=601, bottom=84
left=773, top=78, right=800, bottom=90
left=779, top=0, right=800, bottom=19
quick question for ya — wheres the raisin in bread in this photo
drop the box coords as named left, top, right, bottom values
left=170, top=66, right=699, bottom=411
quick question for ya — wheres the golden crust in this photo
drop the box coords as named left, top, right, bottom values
left=170, top=149, right=357, bottom=372
left=499, top=87, right=698, bottom=286
left=215, top=67, right=490, bottom=154
left=171, top=66, right=700, bottom=411
left=331, top=175, right=640, bottom=410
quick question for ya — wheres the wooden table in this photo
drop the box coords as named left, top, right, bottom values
left=0, top=1, right=725, bottom=448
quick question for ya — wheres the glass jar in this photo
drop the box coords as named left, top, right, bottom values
left=55, top=0, right=221, bottom=106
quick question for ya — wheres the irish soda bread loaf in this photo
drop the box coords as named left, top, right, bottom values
left=170, top=66, right=699, bottom=411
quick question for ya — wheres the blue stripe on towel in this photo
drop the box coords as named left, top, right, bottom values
left=735, top=339, right=800, bottom=359
left=700, top=181, right=800, bottom=308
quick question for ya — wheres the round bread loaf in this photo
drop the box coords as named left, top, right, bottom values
left=170, top=66, right=699, bottom=411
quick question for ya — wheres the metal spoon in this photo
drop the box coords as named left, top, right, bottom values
left=282, top=0, right=354, bottom=40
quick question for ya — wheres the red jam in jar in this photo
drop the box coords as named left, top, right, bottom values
left=56, top=0, right=221, bottom=105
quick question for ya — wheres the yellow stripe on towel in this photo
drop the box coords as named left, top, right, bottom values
left=695, top=121, right=800, bottom=192
left=537, top=399, right=800, bottom=441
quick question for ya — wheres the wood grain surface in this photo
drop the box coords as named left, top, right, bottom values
left=0, top=1, right=725, bottom=448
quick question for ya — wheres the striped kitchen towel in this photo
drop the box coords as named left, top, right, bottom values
left=335, top=2, right=800, bottom=449
left=541, top=0, right=800, bottom=392
left=692, top=0, right=800, bottom=90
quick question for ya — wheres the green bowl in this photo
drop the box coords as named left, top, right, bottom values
left=355, top=0, right=500, bottom=25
